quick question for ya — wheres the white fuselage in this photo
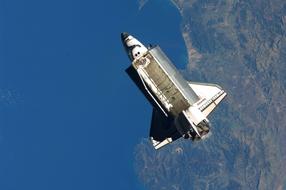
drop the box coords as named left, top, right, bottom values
left=122, top=33, right=209, bottom=139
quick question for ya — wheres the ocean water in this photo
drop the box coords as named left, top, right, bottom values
left=132, top=0, right=188, bottom=69
left=0, top=0, right=187, bottom=190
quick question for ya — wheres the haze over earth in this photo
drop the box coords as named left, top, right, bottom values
left=1, top=0, right=286, bottom=190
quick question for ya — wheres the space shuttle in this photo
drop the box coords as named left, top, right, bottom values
left=121, top=32, right=227, bottom=149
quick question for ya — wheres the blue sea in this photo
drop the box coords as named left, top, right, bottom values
left=0, top=0, right=186, bottom=189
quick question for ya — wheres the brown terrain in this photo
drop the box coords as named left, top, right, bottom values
left=135, top=0, right=286, bottom=189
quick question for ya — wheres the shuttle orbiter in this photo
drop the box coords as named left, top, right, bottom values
left=121, top=32, right=227, bottom=149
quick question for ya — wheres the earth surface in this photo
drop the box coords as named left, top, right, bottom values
left=135, top=0, right=286, bottom=190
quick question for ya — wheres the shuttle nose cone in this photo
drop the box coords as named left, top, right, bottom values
left=121, top=32, right=129, bottom=41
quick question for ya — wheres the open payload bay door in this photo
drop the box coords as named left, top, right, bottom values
left=149, top=109, right=181, bottom=149
left=188, top=82, right=227, bottom=117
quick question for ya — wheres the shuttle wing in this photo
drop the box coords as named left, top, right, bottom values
left=149, top=109, right=181, bottom=149
left=188, top=82, right=227, bottom=117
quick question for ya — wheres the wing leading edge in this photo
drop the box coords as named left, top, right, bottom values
left=188, top=82, right=227, bottom=116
